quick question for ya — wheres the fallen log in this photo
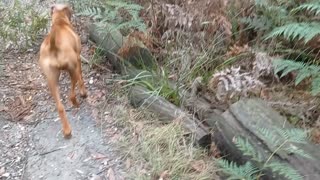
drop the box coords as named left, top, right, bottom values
left=186, top=96, right=320, bottom=180
left=88, top=24, right=124, bottom=73
left=128, top=86, right=212, bottom=148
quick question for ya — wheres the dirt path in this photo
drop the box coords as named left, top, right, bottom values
left=0, top=14, right=126, bottom=180
left=0, top=51, right=125, bottom=180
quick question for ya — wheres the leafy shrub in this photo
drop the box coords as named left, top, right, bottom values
left=0, top=0, right=49, bottom=50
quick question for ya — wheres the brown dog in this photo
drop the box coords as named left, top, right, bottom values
left=38, top=4, right=87, bottom=138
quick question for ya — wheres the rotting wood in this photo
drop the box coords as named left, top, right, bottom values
left=128, top=85, right=212, bottom=148
left=189, top=97, right=320, bottom=180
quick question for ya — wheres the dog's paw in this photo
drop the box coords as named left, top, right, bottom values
left=70, top=97, right=80, bottom=108
left=80, top=91, right=88, bottom=99
left=63, top=128, right=72, bottom=139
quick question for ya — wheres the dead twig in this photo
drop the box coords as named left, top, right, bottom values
left=80, top=54, right=111, bottom=72
left=38, top=145, right=68, bottom=156
left=96, top=162, right=117, bottom=175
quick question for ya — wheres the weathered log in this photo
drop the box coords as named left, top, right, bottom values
left=88, top=24, right=124, bottom=73
left=186, top=97, right=320, bottom=180
left=128, top=85, right=212, bottom=148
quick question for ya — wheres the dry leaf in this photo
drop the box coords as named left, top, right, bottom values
left=134, top=122, right=144, bottom=135
left=91, top=153, right=107, bottom=160
left=90, top=174, right=102, bottom=180
left=0, top=105, right=8, bottom=111
left=159, top=170, right=169, bottom=180
left=2, top=173, right=9, bottom=178
left=126, top=158, right=131, bottom=169
left=107, top=168, right=116, bottom=180
left=18, top=95, right=26, bottom=107
left=75, top=169, right=84, bottom=175
left=0, top=167, right=5, bottom=176
left=191, top=160, right=206, bottom=172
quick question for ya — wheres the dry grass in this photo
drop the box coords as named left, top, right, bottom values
left=103, top=88, right=219, bottom=180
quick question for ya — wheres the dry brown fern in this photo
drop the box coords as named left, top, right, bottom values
left=208, top=66, right=265, bottom=102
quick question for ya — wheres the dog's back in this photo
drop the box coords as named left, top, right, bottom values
left=39, top=4, right=81, bottom=70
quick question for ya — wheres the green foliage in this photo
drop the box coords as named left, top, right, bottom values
left=233, top=137, right=263, bottom=161
left=263, top=1, right=320, bottom=44
left=273, top=59, right=320, bottom=95
left=265, top=162, right=302, bottom=180
left=265, top=22, right=320, bottom=43
left=241, top=0, right=320, bottom=67
left=218, top=127, right=310, bottom=180
left=122, top=70, right=180, bottom=106
left=240, top=0, right=291, bottom=33
left=292, top=3, right=320, bottom=15
left=0, top=0, right=49, bottom=50
left=216, top=160, right=259, bottom=180
left=240, top=16, right=273, bottom=31
left=75, top=0, right=146, bottom=34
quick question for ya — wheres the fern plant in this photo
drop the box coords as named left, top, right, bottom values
left=217, top=160, right=259, bottom=180
left=265, top=22, right=320, bottom=43
left=73, top=0, right=146, bottom=34
left=217, top=126, right=310, bottom=180
left=240, top=0, right=292, bottom=33
left=265, top=1, right=320, bottom=44
left=273, top=59, right=320, bottom=95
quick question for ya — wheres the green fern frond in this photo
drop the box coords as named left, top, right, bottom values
left=217, top=159, right=259, bottom=180
left=257, top=127, right=282, bottom=147
left=234, top=137, right=263, bottom=161
left=274, top=127, right=309, bottom=144
left=266, top=162, right=302, bottom=180
left=257, top=126, right=311, bottom=159
left=76, top=0, right=146, bottom=33
left=272, top=59, right=320, bottom=90
left=292, top=3, right=320, bottom=15
left=311, top=75, right=320, bottom=95
left=295, top=68, right=313, bottom=85
left=240, top=16, right=272, bottom=31
left=265, top=22, right=320, bottom=43
left=284, top=145, right=312, bottom=159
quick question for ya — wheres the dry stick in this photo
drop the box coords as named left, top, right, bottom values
left=80, top=54, right=111, bottom=72
left=96, top=162, right=117, bottom=175
left=38, top=145, right=68, bottom=156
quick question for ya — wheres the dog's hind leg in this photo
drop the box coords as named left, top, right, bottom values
left=44, top=67, right=72, bottom=138
left=69, top=67, right=80, bottom=108
left=77, top=57, right=87, bottom=98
